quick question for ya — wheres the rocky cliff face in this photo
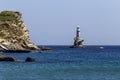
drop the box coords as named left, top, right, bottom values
left=0, top=11, right=40, bottom=52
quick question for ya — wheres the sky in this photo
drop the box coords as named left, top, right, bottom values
left=0, top=0, right=120, bottom=45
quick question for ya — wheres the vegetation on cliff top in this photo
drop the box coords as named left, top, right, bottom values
left=0, top=10, right=40, bottom=51
left=0, top=11, right=23, bottom=38
left=0, top=11, right=17, bottom=21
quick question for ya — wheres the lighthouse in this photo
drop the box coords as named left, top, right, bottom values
left=71, top=26, right=84, bottom=48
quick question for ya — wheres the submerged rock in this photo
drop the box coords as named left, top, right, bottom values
left=41, top=46, right=52, bottom=51
left=0, top=56, right=18, bottom=62
left=25, top=57, right=35, bottom=62
left=0, top=11, right=40, bottom=52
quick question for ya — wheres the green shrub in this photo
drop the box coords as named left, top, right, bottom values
left=0, top=16, right=16, bottom=21
left=0, top=33, right=5, bottom=37
left=0, top=11, right=16, bottom=21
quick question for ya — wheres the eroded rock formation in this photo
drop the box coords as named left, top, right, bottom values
left=0, top=11, right=40, bottom=52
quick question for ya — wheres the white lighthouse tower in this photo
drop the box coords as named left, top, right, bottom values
left=71, top=26, right=84, bottom=48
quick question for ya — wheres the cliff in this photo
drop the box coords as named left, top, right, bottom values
left=0, top=11, right=40, bottom=52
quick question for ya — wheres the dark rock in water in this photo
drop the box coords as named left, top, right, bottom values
left=41, top=46, right=52, bottom=51
left=3, top=50, right=31, bottom=53
left=70, top=45, right=85, bottom=48
left=0, top=56, right=17, bottom=61
left=25, top=57, right=35, bottom=62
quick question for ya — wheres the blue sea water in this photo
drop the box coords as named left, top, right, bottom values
left=0, top=46, right=120, bottom=80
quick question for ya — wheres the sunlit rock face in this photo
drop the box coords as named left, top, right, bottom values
left=0, top=11, right=40, bottom=52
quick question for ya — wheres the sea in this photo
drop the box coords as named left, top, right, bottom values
left=0, top=46, right=120, bottom=80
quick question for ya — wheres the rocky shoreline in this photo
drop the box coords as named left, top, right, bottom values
left=0, top=48, right=41, bottom=53
left=0, top=11, right=41, bottom=52
left=0, top=11, right=53, bottom=62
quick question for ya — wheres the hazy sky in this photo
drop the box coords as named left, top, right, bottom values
left=0, top=0, right=120, bottom=45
